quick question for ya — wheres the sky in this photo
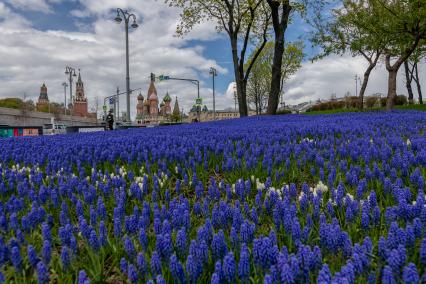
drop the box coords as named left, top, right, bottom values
left=0, top=0, right=424, bottom=120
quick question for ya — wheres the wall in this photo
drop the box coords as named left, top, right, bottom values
left=0, top=107, right=99, bottom=127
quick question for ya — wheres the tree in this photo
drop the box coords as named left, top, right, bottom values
left=246, top=41, right=304, bottom=114
left=172, top=97, right=181, bottom=122
left=366, top=0, right=426, bottom=110
left=405, top=47, right=425, bottom=104
left=312, top=0, right=383, bottom=110
left=165, top=0, right=271, bottom=117
left=265, top=0, right=292, bottom=115
left=404, top=60, right=415, bottom=104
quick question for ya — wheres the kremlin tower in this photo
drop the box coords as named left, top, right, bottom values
left=36, top=83, right=49, bottom=111
left=72, top=70, right=89, bottom=117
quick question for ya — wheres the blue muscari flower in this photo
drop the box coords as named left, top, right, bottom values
left=263, top=274, right=273, bottom=284
left=124, top=236, right=136, bottom=259
left=99, top=221, right=107, bottom=247
left=61, top=246, right=70, bottom=270
left=114, top=217, right=122, bottom=238
left=70, top=235, right=77, bottom=255
left=420, top=238, right=426, bottom=264
left=11, top=246, right=22, bottom=271
left=37, top=261, right=49, bottom=284
left=238, top=244, right=250, bottom=281
left=317, top=264, right=331, bottom=284
left=280, top=263, right=295, bottom=284
left=222, top=252, right=236, bottom=283
left=10, top=213, right=18, bottom=231
left=42, top=240, right=51, bottom=265
left=156, top=274, right=166, bottom=284
left=136, top=252, right=147, bottom=275
left=240, top=220, right=255, bottom=244
left=41, top=222, right=51, bottom=242
left=211, top=273, right=220, bottom=284
left=97, top=197, right=107, bottom=220
left=230, top=226, right=239, bottom=250
left=89, top=229, right=100, bottom=251
left=120, top=257, right=127, bottom=273
left=186, top=254, right=201, bottom=283
left=127, top=264, right=138, bottom=284
left=170, top=254, right=185, bottom=283
left=212, top=230, right=228, bottom=260
left=382, top=266, right=396, bottom=284
left=402, top=263, right=419, bottom=284
left=176, top=228, right=187, bottom=258
left=151, top=251, right=162, bottom=276
left=0, top=271, right=4, bottom=283
left=90, top=206, right=97, bottom=225
left=139, top=229, right=148, bottom=251
left=78, top=270, right=89, bottom=284
left=213, top=260, right=223, bottom=282
left=372, top=206, right=380, bottom=226
left=76, top=200, right=84, bottom=217
left=27, top=245, right=39, bottom=267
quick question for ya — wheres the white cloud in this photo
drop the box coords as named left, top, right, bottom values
left=4, top=0, right=53, bottom=13
left=0, top=0, right=230, bottom=119
left=284, top=54, right=426, bottom=105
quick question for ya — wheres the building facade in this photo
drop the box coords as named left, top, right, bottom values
left=36, top=83, right=49, bottom=111
left=188, top=106, right=255, bottom=122
left=136, top=77, right=178, bottom=124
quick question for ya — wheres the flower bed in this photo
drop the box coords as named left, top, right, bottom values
left=0, top=111, right=425, bottom=283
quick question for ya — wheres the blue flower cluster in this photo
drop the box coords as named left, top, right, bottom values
left=0, top=111, right=425, bottom=283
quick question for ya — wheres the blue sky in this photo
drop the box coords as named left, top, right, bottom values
left=0, top=0, right=422, bottom=119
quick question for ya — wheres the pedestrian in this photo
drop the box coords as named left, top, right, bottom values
left=106, top=110, right=114, bottom=130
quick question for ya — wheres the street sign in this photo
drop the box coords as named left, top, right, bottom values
left=196, top=98, right=202, bottom=106
left=159, top=75, right=170, bottom=81
left=109, top=98, right=115, bottom=104
left=103, top=105, right=107, bottom=111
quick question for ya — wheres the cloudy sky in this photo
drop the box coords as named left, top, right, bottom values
left=0, top=0, right=424, bottom=119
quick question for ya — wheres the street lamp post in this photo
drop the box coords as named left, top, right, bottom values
left=115, top=8, right=139, bottom=123
left=65, top=66, right=77, bottom=111
left=62, top=82, right=68, bottom=115
left=209, top=67, right=217, bottom=120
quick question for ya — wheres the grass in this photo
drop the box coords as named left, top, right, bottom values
left=304, top=104, right=426, bottom=115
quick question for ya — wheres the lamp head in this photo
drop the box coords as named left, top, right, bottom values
left=115, top=12, right=122, bottom=23
left=73, top=70, right=77, bottom=77
left=131, top=20, right=138, bottom=29
left=65, top=69, right=69, bottom=75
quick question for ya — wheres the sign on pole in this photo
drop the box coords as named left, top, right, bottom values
left=196, top=98, right=202, bottom=106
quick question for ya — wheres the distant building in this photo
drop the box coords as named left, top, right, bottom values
left=135, top=76, right=178, bottom=124
left=72, top=70, right=96, bottom=118
left=188, top=106, right=255, bottom=122
left=36, top=83, right=49, bottom=111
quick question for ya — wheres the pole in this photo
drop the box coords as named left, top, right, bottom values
left=125, top=19, right=131, bottom=123
left=117, top=88, right=120, bottom=121
left=213, top=74, right=216, bottom=120
left=63, top=83, right=67, bottom=115
left=355, top=74, right=358, bottom=96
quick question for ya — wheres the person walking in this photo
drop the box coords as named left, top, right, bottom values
left=106, top=110, right=114, bottom=130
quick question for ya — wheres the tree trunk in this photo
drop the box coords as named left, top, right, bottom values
left=266, top=0, right=291, bottom=115
left=414, top=63, right=423, bottom=104
left=230, top=36, right=248, bottom=117
left=359, top=63, right=375, bottom=110
left=404, top=61, right=414, bottom=104
left=386, top=69, right=398, bottom=110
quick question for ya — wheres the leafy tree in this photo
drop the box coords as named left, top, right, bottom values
left=312, top=0, right=383, bottom=110
left=246, top=41, right=304, bottom=114
left=165, top=0, right=271, bottom=117
left=265, top=0, right=326, bottom=114
left=367, top=0, right=426, bottom=110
